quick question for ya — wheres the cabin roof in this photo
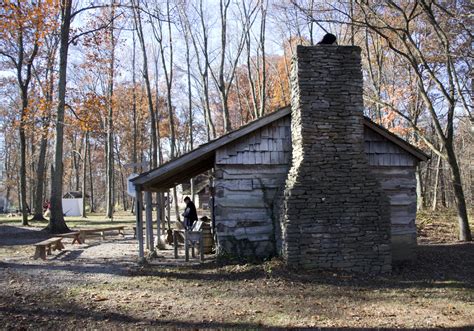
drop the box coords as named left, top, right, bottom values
left=132, top=106, right=429, bottom=191
left=63, top=191, right=90, bottom=199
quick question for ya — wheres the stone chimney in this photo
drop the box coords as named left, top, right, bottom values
left=281, top=45, right=391, bottom=273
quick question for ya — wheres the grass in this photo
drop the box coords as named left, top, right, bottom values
left=0, top=211, right=136, bottom=229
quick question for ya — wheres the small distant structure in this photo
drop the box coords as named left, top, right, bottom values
left=63, top=191, right=88, bottom=199
left=62, top=191, right=88, bottom=217
left=0, top=193, right=8, bottom=213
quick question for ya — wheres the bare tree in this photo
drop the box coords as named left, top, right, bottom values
left=210, top=0, right=257, bottom=132
left=131, top=0, right=158, bottom=169
left=179, top=0, right=216, bottom=140
left=353, top=1, right=472, bottom=240
left=105, top=0, right=116, bottom=219
left=31, top=34, right=59, bottom=221
left=48, top=0, right=73, bottom=233
left=148, top=0, right=181, bottom=223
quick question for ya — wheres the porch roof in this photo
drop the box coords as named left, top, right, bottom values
left=131, top=107, right=292, bottom=191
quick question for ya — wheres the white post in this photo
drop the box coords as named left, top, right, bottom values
left=135, top=187, right=144, bottom=259
left=145, top=191, right=154, bottom=251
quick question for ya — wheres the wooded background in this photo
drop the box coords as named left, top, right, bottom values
left=0, top=0, right=471, bottom=239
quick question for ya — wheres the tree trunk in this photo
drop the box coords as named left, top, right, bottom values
left=132, top=30, right=138, bottom=173
left=19, top=104, right=28, bottom=225
left=133, top=0, right=158, bottom=169
left=432, top=155, right=442, bottom=211
left=105, top=0, right=115, bottom=219
left=47, top=0, right=72, bottom=234
left=88, top=137, right=95, bottom=213
left=173, top=187, right=180, bottom=223
left=31, top=132, right=48, bottom=221
left=72, top=133, right=80, bottom=191
left=82, top=132, right=88, bottom=218
left=445, top=146, right=472, bottom=241
left=415, top=164, right=424, bottom=211
left=440, top=164, right=447, bottom=208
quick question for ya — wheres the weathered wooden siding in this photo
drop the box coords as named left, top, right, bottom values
left=214, top=116, right=419, bottom=260
left=214, top=165, right=289, bottom=257
left=363, top=127, right=418, bottom=261
left=369, top=167, right=417, bottom=261
left=364, top=127, right=418, bottom=167
left=216, top=116, right=291, bottom=165
left=214, top=116, right=291, bottom=257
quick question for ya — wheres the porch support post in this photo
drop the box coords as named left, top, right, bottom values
left=156, top=192, right=163, bottom=249
left=145, top=191, right=154, bottom=251
left=135, top=187, right=144, bottom=259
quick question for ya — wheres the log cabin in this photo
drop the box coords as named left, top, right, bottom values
left=132, top=45, right=428, bottom=273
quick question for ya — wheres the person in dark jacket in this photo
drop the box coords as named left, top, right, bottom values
left=182, top=196, right=198, bottom=230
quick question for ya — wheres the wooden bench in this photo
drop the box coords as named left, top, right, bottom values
left=173, top=221, right=204, bottom=262
left=78, top=226, right=125, bottom=243
left=33, top=237, right=65, bottom=260
left=56, top=231, right=82, bottom=244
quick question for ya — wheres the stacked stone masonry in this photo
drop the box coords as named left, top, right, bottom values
left=281, top=45, right=391, bottom=273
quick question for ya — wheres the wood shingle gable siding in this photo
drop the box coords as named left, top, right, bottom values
left=216, top=116, right=291, bottom=166
left=364, top=127, right=418, bottom=167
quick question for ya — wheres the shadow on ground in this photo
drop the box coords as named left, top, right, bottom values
left=1, top=300, right=472, bottom=330
left=0, top=225, right=49, bottom=246
left=131, top=242, right=474, bottom=291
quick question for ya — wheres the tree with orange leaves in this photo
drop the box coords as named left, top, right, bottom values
left=0, top=0, right=59, bottom=225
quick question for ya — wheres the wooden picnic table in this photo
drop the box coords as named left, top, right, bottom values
left=77, top=226, right=125, bottom=243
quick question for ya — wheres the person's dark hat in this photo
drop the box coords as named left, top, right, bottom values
left=317, top=33, right=337, bottom=45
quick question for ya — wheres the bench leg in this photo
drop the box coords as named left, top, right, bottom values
left=101, top=231, right=105, bottom=239
left=173, top=231, right=178, bottom=259
left=73, top=234, right=83, bottom=245
left=200, top=233, right=204, bottom=262
left=184, top=231, right=189, bottom=262
left=55, top=241, right=65, bottom=250
left=34, top=246, right=46, bottom=260
left=191, top=245, right=195, bottom=258
left=46, top=244, right=52, bottom=256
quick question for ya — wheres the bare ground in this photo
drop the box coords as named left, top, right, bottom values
left=0, top=212, right=473, bottom=329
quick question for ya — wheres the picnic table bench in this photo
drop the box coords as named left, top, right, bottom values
left=33, top=237, right=65, bottom=260
left=56, top=231, right=82, bottom=244
left=77, top=226, right=125, bottom=243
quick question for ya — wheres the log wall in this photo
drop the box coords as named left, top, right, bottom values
left=364, top=127, right=418, bottom=261
left=214, top=117, right=291, bottom=257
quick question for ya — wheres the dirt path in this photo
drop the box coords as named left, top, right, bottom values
left=0, top=222, right=473, bottom=329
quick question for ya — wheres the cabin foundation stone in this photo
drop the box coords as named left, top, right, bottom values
left=281, top=45, right=392, bottom=273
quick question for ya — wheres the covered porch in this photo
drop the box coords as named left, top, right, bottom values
left=130, top=108, right=291, bottom=260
